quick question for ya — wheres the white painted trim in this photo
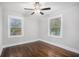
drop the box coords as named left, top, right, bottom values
left=40, top=39, right=79, bottom=54
left=2, top=39, right=40, bottom=55
left=48, top=15, right=63, bottom=38
left=2, top=39, right=79, bottom=54
left=3, top=39, right=40, bottom=48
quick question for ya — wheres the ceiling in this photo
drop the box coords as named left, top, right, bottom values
left=0, top=2, right=79, bottom=15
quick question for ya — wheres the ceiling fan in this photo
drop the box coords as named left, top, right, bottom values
left=24, top=2, right=51, bottom=15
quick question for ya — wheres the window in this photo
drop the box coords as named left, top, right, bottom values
left=48, top=15, right=63, bottom=38
left=8, top=16, right=24, bottom=38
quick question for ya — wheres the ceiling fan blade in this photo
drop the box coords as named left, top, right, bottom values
left=31, top=12, right=35, bottom=15
left=41, top=8, right=51, bottom=10
left=35, top=2, right=39, bottom=5
left=40, top=12, right=44, bottom=15
left=24, top=8, right=34, bottom=10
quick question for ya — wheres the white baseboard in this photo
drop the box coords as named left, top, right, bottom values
left=3, top=39, right=40, bottom=48
left=40, top=39, right=79, bottom=54
left=2, top=39, right=79, bottom=54
left=0, top=46, right=3, bottom=56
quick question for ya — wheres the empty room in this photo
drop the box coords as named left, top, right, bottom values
left=0, top=2, right=79, bottom=57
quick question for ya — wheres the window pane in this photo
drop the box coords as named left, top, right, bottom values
left=50, top=17, right=61, bottom=36
left=10, top=18, right=22, bottom=35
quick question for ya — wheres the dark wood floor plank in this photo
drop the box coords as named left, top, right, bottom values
left=1, top=40, right=79, bottom=57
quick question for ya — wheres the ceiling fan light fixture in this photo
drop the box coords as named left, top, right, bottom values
left=33, top=2, right=41, bottom=14
left=24, top=2, right=51, bottom=15
left=34, top=9, right=40, bottom=14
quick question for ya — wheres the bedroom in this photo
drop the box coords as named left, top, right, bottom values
left=0, top=1, right=79, bottom=57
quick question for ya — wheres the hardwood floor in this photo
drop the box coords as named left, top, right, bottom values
left=1, top=41, right=79, bottom=57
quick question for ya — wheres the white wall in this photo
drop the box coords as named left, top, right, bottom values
left=0, top=5, right=2, bottom=55
left=2, top=8, right=39, bottom=47
left=39, top=5, right=79, bottom=52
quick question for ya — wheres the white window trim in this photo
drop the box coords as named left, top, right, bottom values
left=8, top=15, right=24, bottom=38
left=48, top=15, right=63, bottom=38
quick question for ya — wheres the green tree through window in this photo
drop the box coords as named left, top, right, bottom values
left=50, top=17, right=61, bottom=36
